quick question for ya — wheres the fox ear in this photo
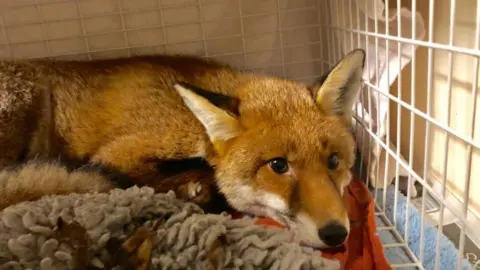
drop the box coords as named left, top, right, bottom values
left=176, top=81, right=240, bottom=116
left=312, top=49, right=365, bottom=124
left=174, top=82, right=243, bottom=155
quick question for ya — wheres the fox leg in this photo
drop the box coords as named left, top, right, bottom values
left=89, top=133, right=221, bottom=204
left=90, top=132, right=207, bottom=177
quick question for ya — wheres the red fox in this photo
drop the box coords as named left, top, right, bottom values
left=0, top=48, right=365, bottom=249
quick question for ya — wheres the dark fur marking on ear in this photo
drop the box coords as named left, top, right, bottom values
left=307, top=68, right=332, bottom=99
left=333, top=87, right=347, bottom=116
left=313, top=71, right=331, bottom=86
left=308, top=49, right=366, bottom=114
left=175, top=81, right=240, bottom=116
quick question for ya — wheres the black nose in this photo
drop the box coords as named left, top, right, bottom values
left=317, top=222, right=348, bottom=247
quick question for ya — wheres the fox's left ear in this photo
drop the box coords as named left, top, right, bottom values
left=311, top=49, right=365, bottom=125
left=174, top=82, right=243, bottom=155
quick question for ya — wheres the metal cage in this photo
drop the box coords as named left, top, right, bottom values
left=0, top=0, right=479, bottom=269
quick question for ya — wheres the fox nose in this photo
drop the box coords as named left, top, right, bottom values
left=317, top=222, right=348, bottom=247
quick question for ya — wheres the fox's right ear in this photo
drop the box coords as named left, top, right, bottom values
left=310, top=49, right=365, bottom=125
left=174, top=83, right=243, bottom=155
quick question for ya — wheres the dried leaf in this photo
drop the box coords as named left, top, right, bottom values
left=54, top=217, right=91, bottom=269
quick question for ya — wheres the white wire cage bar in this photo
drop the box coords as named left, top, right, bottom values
left=0, top=0, right=479, bottom=269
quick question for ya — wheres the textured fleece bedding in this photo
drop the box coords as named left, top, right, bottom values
left=0, top=186, right=340, bottom=270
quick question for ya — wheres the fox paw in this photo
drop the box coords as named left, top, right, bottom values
left=188, top=181, right=203, bottom=198
left=186, top=181, right=211, bottom=204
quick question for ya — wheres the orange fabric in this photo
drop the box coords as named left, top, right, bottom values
left=232, top=176, right=392, bottom=270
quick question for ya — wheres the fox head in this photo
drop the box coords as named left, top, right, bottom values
left=174, top=49, right=365, bottom=248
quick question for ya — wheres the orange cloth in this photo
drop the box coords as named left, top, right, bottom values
left=232, top=176, right=392, bottom=270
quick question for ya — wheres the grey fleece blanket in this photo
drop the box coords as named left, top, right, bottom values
left=0, top=187, right=340, bottom=270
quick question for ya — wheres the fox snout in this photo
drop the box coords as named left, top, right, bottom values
left=295, top=202, right=350, bottom=248
left=317, top=221, right=349, bottom=247
left=294, top=169, right=350, bottom=248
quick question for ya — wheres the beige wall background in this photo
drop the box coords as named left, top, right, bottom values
left=0, top=0, right=329, bottom=85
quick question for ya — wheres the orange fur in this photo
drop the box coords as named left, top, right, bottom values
left=0, top=50, right=365, bottom=248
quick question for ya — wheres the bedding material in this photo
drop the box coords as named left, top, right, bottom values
left=0, top=185, right=341, bottom=270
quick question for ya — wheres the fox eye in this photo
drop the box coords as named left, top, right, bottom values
left=268, top=158, right=289, bottom=174
left=327, top=153, right=339, bottom=170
